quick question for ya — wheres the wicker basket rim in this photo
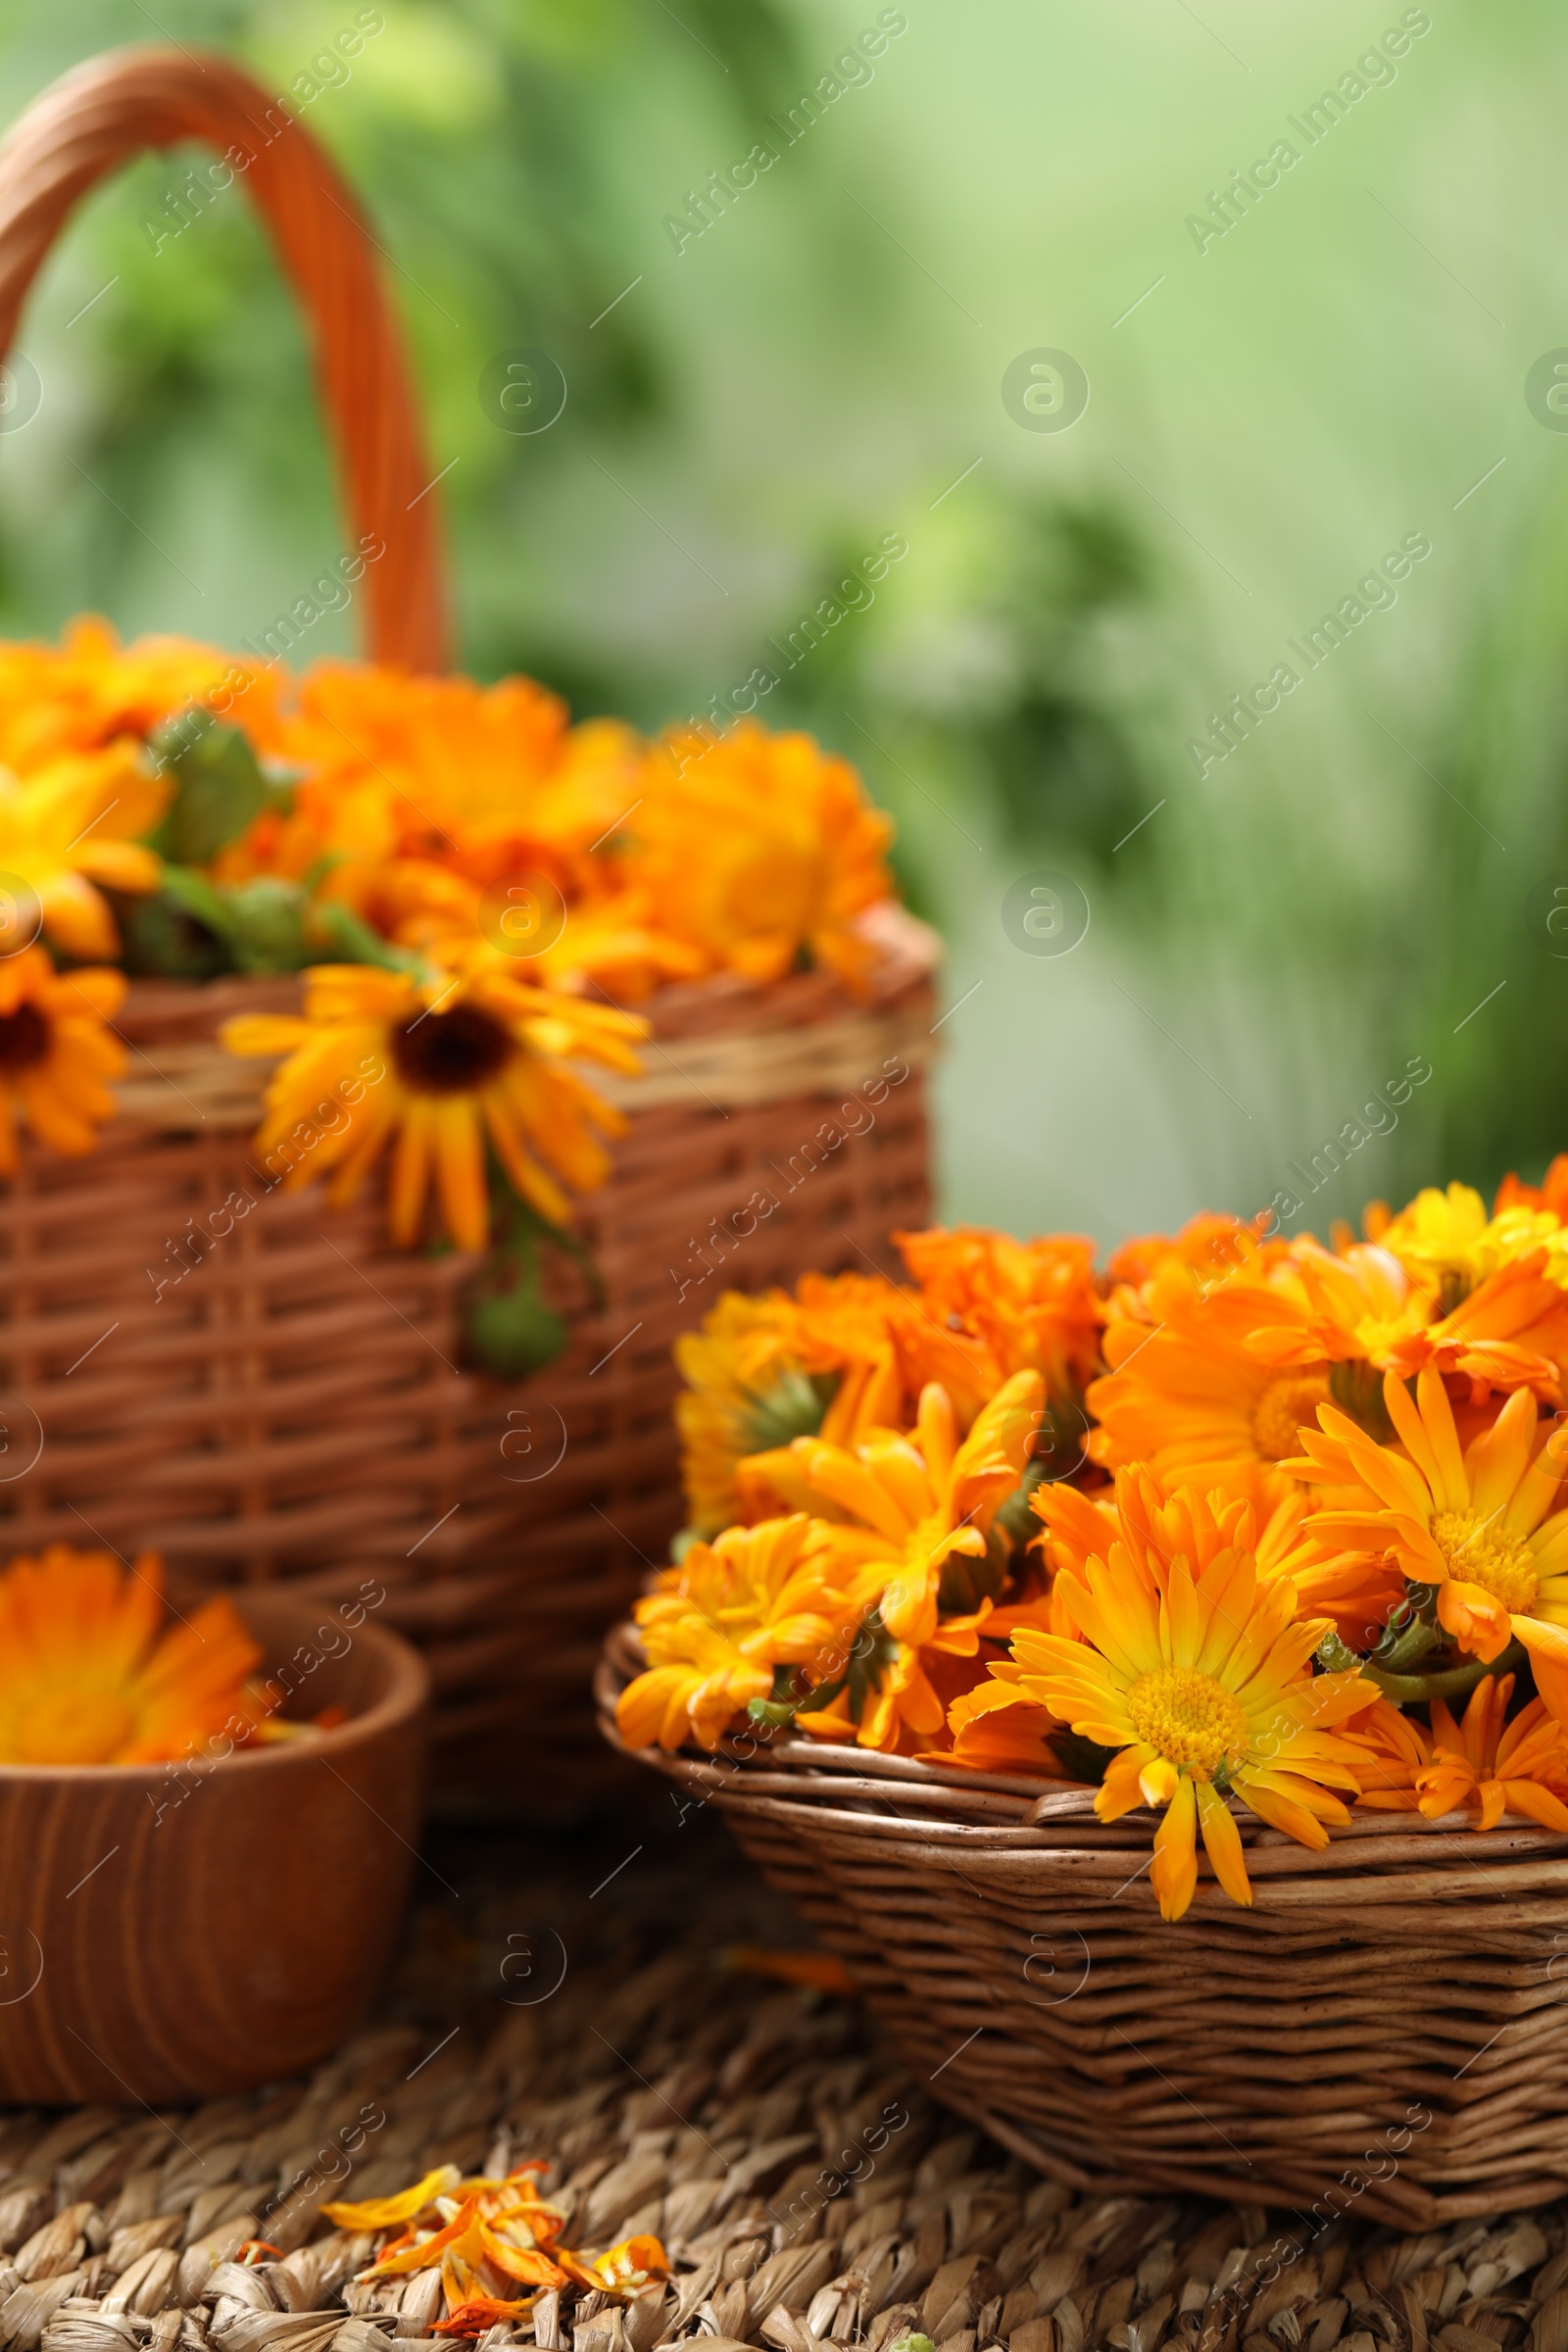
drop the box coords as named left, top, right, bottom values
left=596, top=1626, right=1568, bottom=1873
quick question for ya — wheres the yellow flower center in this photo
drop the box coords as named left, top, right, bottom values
left=1430, top=1508, right=1539, bottom=1611
left=392, top=1003, right=514, bottom=1096
left=1250, top=1371, right=1331, bottom=1461
left=0, top=1002, right=51, bottom=1073
left=1126, top=1665, right=1250, bottom=1778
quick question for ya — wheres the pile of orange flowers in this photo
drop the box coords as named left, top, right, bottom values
left=620, top=1172, right=1568, bottom=1921
left=0, top=619, right=898, bottom=1252
left=320, top=2162, right=668, bottom=2339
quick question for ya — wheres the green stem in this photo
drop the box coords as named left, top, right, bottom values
left=1358, top=1639, right=1525, bottom=1705
left=1375, top=1616, right=1441, bottom=1673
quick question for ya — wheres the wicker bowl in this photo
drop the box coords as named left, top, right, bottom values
left=597, top=1621, right=1568, bottom=2230
left=0, top=1587, right=427, bottom=2105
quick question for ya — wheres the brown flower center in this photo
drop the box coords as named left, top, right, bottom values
left=1250, top=1371, right=1331, bottom=1461
left=0, top=1003, right=51, bottom=1074
left=391, top=1003, right=514, bottom=1096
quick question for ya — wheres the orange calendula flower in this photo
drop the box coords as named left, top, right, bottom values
left=954, top=1474, right=1368, bottom=1919
left=618, top=1515, right=860, bottom=1752
left=0, top=616, right=275, bottom=770
left=0, top=950, right=125, bottom=1170
left=221, top=952, right=645, bottom=1250
left=896, top=1223, right=1104, bottom=1400
left=0, top=1545, right=259, bottom=1766
left=1292, top=1370, right=1568, bottom=1720
left=1345, top=1678, right=1568, bottom=1831
left=630, top=721, right=894, bottom=992
left=1495, top=1155, right=1568, bottom=1222
left=1089, top=1230, right=1566, bottom=1511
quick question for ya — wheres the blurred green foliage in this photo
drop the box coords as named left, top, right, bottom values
left=0, top=1, right=1560, bottom=1243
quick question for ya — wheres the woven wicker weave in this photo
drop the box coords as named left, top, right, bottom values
left=597, top=1625, right=1568, bottom=2230
left=0, top=49, right=937, bottom=1806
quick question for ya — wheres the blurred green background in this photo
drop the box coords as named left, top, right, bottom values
left=0, top=0, right=1560, bottom=1250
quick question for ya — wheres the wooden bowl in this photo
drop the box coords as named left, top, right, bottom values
left=0, top=1587, right=428, bottom=2103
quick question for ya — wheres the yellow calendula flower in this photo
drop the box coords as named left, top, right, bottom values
left=0, top=948, right=126, bottom=1170
left=974, top=1476, right=1367, bottom=1919
left=1378, top=1182, right=1568, bottom=1300
left=758, top=1369, right=1045, bottom=1649
left=1293, top=1369, right=1568, bottom=1722
left=221, top=951, right=645, bottom=1250
left=673, top=1290, right=813, bottom=1539
left=0, top=745, right=165, bottom=959
left=630, top=721, right=894, bottom=991
left=0, top=1544, right=259, bottom=1766
left=617, top=1514, right=859, bottom=1752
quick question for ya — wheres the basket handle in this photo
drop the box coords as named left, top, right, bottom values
left=0, top=44, right=448, bottom=673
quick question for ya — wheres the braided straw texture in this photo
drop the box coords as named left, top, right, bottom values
left=0, top=51, right=937, bottom=1803
left=22, top=1838, right=1568, bottom=2352
left=598, top=1624, right=1568, bottom=2230
left=0, top=43, right=447, bottom=669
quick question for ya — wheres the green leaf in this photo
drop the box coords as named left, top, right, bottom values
left=148, top=710, right=292, bottom=867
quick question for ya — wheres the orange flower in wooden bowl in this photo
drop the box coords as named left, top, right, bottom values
left=0, top=1554, right=427, bottom=2105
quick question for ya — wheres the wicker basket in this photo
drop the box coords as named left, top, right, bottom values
left=0, top=49, right=936, bottom=1808
left=597, top=1623, right=1568, bottom=2230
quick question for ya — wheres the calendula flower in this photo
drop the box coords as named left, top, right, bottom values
left=1293, top=1370, right=1568, bottom=1722
left=962, top=1474, right=1368, bottom=1919
left=0, top=745, right=166, bottom=958
left=1495, top=1155, right=1568, bottom=1222
left=1414, top=1674, right=1568, bottom=1831
left=896, top=1223, right=1104, bottom=1400
left=1088, top=1256, right=1339, bottom=1503
left=792, top=1602, right=996, bottom=1753
left=674, top=1290, right=813, bottom=1539
left=221, top=952, right=645, bottom=1249
left=0, top=1544, right=259, bottom=1765
left=0, top=949, right=126, bottom=1170
left=947, top=1655, right=1070, bottom=1776
left=0, top=616, right=274, bottom=769
left=758, top=1370, right=1044, bottom=1649
left=617, top=1515, right=860, bottom=1751
left=1347, top=1678, right=1568, bottom=1831
left=676, top=1273, right=1003, bottom=1541
left=1089, top=1235, right=1564, bottom=1508
left=735, top=1372, right=1042, bottom=1753
left=1033, top=1469, right=1399, bottom=1655
left=629, top=721, right=894, bottom=991
left=1100, top=1213, right=1280, bottom=1329
left=1377, top=1182, right=1568, bottom=1307
left=247, top=664, right=570, bottom=875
